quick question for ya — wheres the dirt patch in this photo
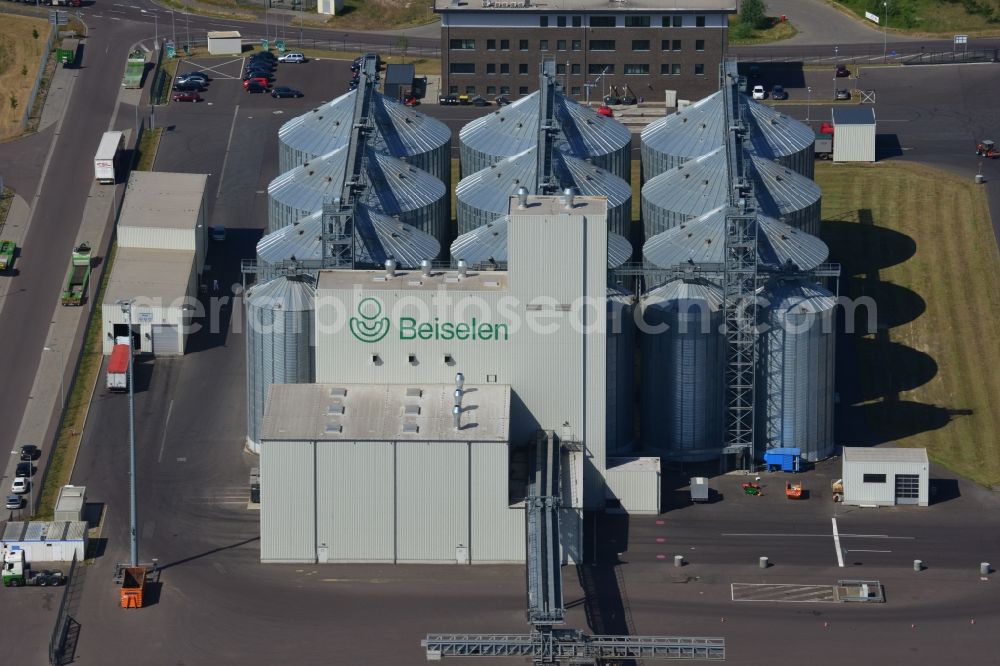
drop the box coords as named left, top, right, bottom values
left=0, top=15, right=52, bottom=140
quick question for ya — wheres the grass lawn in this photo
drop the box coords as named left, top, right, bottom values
left=832, top=0, right=1000, bottom=35
left=728, top=14, right=799, bottom=45
left=135, top=128, right=163, bottom=171
left=816, top=161, right=1000, bottom=486
left=0, top=15, right=51, bottom=141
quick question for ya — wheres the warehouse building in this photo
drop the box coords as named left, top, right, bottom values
left=841, top=447, right=929, bottom=507
left=831, top=107, right=876, bottom=162
left=206, top=31, right=241, bottom=56
left=435, top=0, right=736, bottom=104
left=102, top=171, right=208, bottom=355
left=258, top=194, right=659, bottom=563
left=1, top=521, right=88, bottom=562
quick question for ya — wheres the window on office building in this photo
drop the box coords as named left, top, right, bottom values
left=571, top=63, right=581, bottom=74
left=696, top=39, right=705, bottom=51
left=487, top=85, right=497, bottom=95
left=519, top=63, right=528, bottom=74
left=465, top=85, right=476, bottom=94
left=696, top=15, right=706, bottom=27
left=590, top=16, right=615, bottom=27
left=589, top=40, right=616, bottom=51
left=500, top=85, right=510, bottom=94
left=624, top=16, right=650, bottom=27
left=486, top=63, right=496, bottom=74
left=449, top=85, right=458, bottom=93
left=671, top=63, right=681, bottom=75
left=500, top=63, right=510, bottom=74
left=624, top=63, right=649, bottom=75
left=660, top=63, right=670, bottom=75
left=571, top=86, right=581, bottom=96
left=572, top=16, right=582, bottom=27
left=632, top=40, right=650, bottom=51
left=450, top=39, right=475, bottom=50
left=694, top=63, right=705, bottom=75
left=519, top=86, right=528, bottom=95
left=450, top=63, right=475, bottom=74
left=556, top=63, right=566, bottom=74
left=540, top=16, right=548, bottom=27
left=572, top=40, right=582, bottom=51
left=487, top=39, right=496, bottom=50
left=540, top=39, right=549, bottom=50
left=672, top=39, right=682, bottom=51
left=500, top=39, right=509, bottom=50
left=557, top=16, right=566, bottom=27
left=663, top=15, right=682, bottom=27
left=519, top=39, right=528, bottom=51
left=588, top=64, right=614, bottom=74
left=557, top=39, right=566, bottom=50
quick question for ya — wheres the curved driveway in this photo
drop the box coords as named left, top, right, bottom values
left=763, top=0, right=912, bottom=45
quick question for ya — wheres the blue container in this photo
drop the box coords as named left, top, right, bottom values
left=763, top=447, right=801, bottom=472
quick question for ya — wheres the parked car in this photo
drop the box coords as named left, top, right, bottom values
left=472, top=96, right=490, bottom=107
left=11, top=477, right=28, bottom=495
left=835, top=63, right=851, bottom=77
left=271, top=87, right=303, bottom=99
left=494, top=95, right=511, bottom=106
left=835, top=88, right=851, bottom=100
left=403, top=96, right=420, bottom=107
left=251, top=51, right=277, bottom=61
left=19, top=445, right=38, bottom=461
left=5, top=494, right=22, bottom=510
left=348, top=80, right=359, bottom=91
left=243, top=77, right=271, bottom=90
left=751, top=85, right=766, bottom=100
left=173, top=80, right=204, bottom=92
left=439, top=95, right=459, bottom=105
left=770, top=84, right=788, bottom=100
left=210, top=225, right=226, bottom=241
left=246, top=81, right=269, bottom=94
left=737, top=75, right=748, bottom=94
left=176, top=72, right=210, bottom=84
left=277, top=52, right=306, bottom=63
left=243, top=67, right=275, bottom=79
left=748, top=64, right=760, bottom=78
left=15, top=462, right=31, bottom=478
left=172, top=91, right=203, bottom=103
left=597, top=105, right=614, bottom=118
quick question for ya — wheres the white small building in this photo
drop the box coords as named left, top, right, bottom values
left=54, top=485, right=87, bottom=523
left=605, top=457, right=661, bottom=514
left=841, top=447, right=929, bottom=507
left=832, top=107, right=876, bottom=162
left=207, top=31, right=242, bottom=55
left=316, top=0, right=344, bottom=15
left=1, top=521, right=89, bottom=562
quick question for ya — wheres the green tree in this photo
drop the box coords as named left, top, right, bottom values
left=9, top=94, right=18, bottom=111
left=395, top=36, right=409, bottom=63
left=32, top=28, right=39, bottom=40
left=21, top=65, right=27, bottom=77
left=740, top=0, right=769, bottom=30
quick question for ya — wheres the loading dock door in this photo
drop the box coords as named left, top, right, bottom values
left=152, top=324, right=178, bottom=355
left=895, top=474, right=920, bottom=505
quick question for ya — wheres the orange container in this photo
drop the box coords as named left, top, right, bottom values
left=120, top=567, right=146, bottom=608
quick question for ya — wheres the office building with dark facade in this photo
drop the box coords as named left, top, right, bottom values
left=435, top=0, right=736, bottom=104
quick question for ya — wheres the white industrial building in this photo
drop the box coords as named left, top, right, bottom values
left=257, top=195, right=660, bottom=564
left=1, top=521, right=88, bottom=562
left=54, top=485, right=87, bottom=523
left=206, top=31, right=242, bottom=55
left=841, top=447, right=929, bottom=507
left=831, top=107, right=876, bottom=163
left=102, top=172, right=208, bottom=355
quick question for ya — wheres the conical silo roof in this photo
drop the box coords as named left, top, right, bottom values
left=257, top=207, right=441, bottom=270
left=459, top=91, right=631, bottom=180
left=456, top=147, right=631, bottom=236
left=268, top=147, right=448, bottom=246
left=641, top=147, right=821, bottom=239
left=643, top=207, right=829, bottom=271
left=767, top=279, right=837, bottom=316
left=278, top=90, right=452, bottom=178
left=640, top=91, right=816, bottom=181
left=450, top=215, right=633, bottom=269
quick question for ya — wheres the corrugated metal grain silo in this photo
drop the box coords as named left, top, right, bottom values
left=643, top=208, right=829, bottom=271
left=606, top=286, right=635, bottom=455
left=640, top=91, right=815, bottom=182
left=456, top=147, right=631, bottom=237
left=638, top=279, right=725, bottom=461
left=255, top=207, right=441, bottom=283
left=450, top=215, right=633, bottom=269
left=759, top=279, right=837, bottom=461
left=459, top=91, right=631, bottom=181
left=641, top=147, right=821, bottom=239
left=278, top=90, right=452, bottom=184
left=267, top=147, right=447, bottom=249
left=245, top=275, right=315, bottom=454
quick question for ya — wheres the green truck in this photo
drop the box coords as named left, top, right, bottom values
left=61, top=243, right=92, bottom=306
left=0, top=240, right=14, bottom=271
left=122, top=49, right=145, bottom=89
left=55, top=38, right=79, bottom=67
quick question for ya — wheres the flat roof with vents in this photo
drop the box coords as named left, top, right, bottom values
left=318, top=268, right=508, bottom=292
left=261, top=383, right=511, bottom=442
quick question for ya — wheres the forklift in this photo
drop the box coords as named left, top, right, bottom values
left=976, top=140, right=998, bottom=158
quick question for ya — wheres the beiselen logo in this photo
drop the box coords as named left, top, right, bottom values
left=349, top=297, right=390, bottom=343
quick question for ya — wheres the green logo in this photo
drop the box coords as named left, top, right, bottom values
left=350, top=297, right=390, bottom=343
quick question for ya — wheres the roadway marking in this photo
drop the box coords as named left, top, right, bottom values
left=216, top=104, right=240, bottom=198
left=846, top=549, right=892, bottom=553
left=833, top=518, right=844, bottom=568
left=157, top=399, right=173, bottom=463
left=722, top=533, right=914, bottom=539
left=731, top=583, right=838, bottom=603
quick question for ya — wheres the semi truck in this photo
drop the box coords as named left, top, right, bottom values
left=55, top=37, right=79, bottom=66
left=0, top=240, right=15, bottom=271
left=60, top=243, right=92, bottom=306
left=2, top=549, right=66, bottom=587
left=122, top=50, right=145, bottom=89
left=94, top=130, right=124, bottom=184
left=107, top=342, right=131, bottom=391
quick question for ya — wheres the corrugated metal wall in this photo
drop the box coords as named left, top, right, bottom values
left=605, top=461, right=661, bottom=514
left=396, top=441, right=470, bottom=563
left=834, top=125, right=876, bottom=162
left=471, top=443, right=524, bottom=563
left=260, top=441, right=316, bottom=563
left=317, top=441, right=395, bottom=562
left=842, top=459, right=928, bottom=507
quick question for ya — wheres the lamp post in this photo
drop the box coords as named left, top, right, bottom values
left=833, top=46, right=839, bottom=100
left=43, top=346, right=64, bottom=409
left=806, top=86, right=811, bottom=123
left=154, top=14, right=158, bottom=48
left=171, top=11, right=176, bottom=46
left=116, top=298, right=138, bottom=567
left=882, top=2, right=888, bottom=62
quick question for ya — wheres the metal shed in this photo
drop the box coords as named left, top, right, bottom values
left=383, top=63, right=415, bottom=101
left=605, top=458, right=661, bottom=514
left=1, top=521, right=89, bottom=562
left=54, top=485, right=87, bottom=523
left=832, top=108, right=876, bottom=163
left=206, top=31, right=242, bottom=55
left=841, top=447, right=929, bottom=507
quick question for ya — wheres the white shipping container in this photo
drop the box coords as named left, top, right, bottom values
left=95, top=131, right=124, bottom=184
